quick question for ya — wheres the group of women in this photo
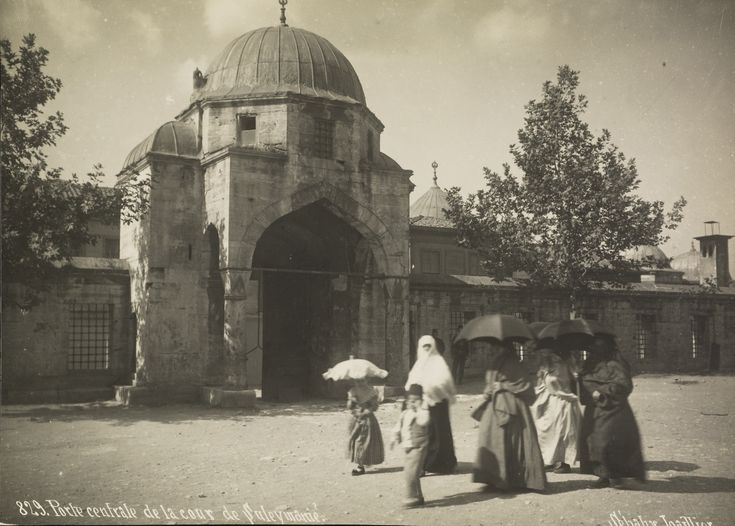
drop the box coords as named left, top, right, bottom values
left=345, top=331, right=646, bottom=493
left=468, top=332, right=645, bottom=491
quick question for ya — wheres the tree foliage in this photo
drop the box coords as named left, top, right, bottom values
left=1, top=34, right=147, bottom=289
left=445, top=66, right=687, bottom=312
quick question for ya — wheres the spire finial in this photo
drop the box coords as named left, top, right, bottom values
left=279, top=0, right=288, bottom=26
left=431, top=160, right=438, bottom=186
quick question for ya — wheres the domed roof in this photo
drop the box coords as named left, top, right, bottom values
left=624, top=245, right=670, bottom=268
left=193, top=26, right=365, bottom=105
left=410, top=169, right=452, bottom=228
left=122, top=121, right=198, bottom=171
left=671, top=244, right=702, bottom=281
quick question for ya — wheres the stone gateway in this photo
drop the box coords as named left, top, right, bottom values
left=116, top=23, right=412, bottom=403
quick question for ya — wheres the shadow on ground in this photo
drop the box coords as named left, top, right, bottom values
left=0, top=398, right=349, bottom=427
left=547, top=475, right=735, bottom=494
left=644, top=460, right=700, bottom=472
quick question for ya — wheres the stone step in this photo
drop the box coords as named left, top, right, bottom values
left=3, top=387, right=114, bottom=405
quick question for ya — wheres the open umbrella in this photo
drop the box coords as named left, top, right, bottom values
left=322, top=355, right=388, bottom=381
left=536, top=318, right=613, bottom=340
left=454, top=314, right=534, bottom=344
left=529, top=321, right=551, bottom=339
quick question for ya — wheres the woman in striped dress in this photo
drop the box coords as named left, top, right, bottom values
left=347, top=379, right=385, bottom=475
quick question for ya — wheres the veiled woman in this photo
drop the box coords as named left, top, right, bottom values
left=473, top=340, right=546, bottom=492
left=405, top=335, right=457, bottom=474
left=579, top=335, right=646, bottom=488
left=531, top=340, right=582, bottom=473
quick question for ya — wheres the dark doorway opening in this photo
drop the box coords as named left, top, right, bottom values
left=253, top=200, right=366, bottom=401
left=206, top=224, right=225, bottom=384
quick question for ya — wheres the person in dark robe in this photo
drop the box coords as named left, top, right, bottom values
left=431, top=329, right=446, bottom=356
left=405, top=335, right=457, bottom=474
left=451, top=327, right=469, bottom=384
left=472, top=340, right=547, bottom=492
left=346, top=379, right=385, bottom=475
left=579, top=334, right=646, bottom=488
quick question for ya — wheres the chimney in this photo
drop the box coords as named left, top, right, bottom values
left=694, top=221, right=733, bottom=287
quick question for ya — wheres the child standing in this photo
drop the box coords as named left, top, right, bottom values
left=391, top=384, right=431, bottom=508
left=347, top=379, right=385, bottom=475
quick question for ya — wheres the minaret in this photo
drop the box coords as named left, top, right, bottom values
left=694, top=221, right=733, bottom=286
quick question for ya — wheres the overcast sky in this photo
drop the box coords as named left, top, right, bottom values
left=1, top=0, right=733, bottom=270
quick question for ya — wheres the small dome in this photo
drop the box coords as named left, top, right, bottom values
left=411, top=185, right=449, bottom=219
left=671, top=244, right=702, bottom=281
left=410, top=184, right=453, bottom=228
left=624, top=245, right=670, bottom=268
left=193, top=26, right=365, bottom=106
left=122, top=121, right=197, bottom=171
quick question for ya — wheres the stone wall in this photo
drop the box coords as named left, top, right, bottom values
left=2, top=263, right=131, bottom=403
left=409, top=284, right=735, bottom=375
left=121, top=157, right=209, bottom=391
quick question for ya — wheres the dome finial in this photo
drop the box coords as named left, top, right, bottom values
left=431, top=160, right=438, bottom=186
left=279, top=0, right=288, bottom=26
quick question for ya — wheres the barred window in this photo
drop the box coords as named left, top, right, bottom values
left=450, top=311, right=464, bottom=339
left=636, top=314, right=655, bottom=359
left=313, top=118, right=334, bottom=159
left=68, top=303, right=111, bottom=370
left=450, top=310, right=476, bottom=340
left=513, top=312, right=531, bottom=361
left=690, top=315, right=708, bottom=359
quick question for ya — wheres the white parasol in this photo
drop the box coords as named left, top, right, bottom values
left=322, top=355, right=388, bottom=381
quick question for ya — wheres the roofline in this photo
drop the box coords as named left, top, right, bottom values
left=694, top=234, right=733, bottom=240
left=409, top=276, right=735, bottom=299
left=174, top=92, right=385, bottom=132
left=116, top=152, right=200, bottom=180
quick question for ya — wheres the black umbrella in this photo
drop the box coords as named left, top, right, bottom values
left=537, top=318, right=614, bottom=350
left=529, top=321, right=551, bottom=339
left=454, top=314, right=534, bottom=344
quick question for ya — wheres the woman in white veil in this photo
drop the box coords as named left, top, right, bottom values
left=405, top=335, right=457, bottom=474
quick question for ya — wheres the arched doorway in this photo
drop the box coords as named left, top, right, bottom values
left=252, top=200, right=372, bottom=401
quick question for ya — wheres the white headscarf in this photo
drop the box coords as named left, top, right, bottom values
left=405, top=335, right=456, bottom=406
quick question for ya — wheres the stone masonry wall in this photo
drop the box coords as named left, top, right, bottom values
left=410, top=285, right=735, bottom=375
left=2, top=268, right=131, bottom=403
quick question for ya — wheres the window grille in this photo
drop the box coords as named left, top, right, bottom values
left=636, top=314, right=655, bottom=359
left=513, top=312, right=531, bottom=360
left=68, top=303, right=111, bottom=370
left=691, top=315, right=708, bottom=359
left=450, top=311, right=463, bottom=340
left=313, top=118, right=334, bottom=159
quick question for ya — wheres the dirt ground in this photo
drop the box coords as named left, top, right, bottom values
left=1, top=374, right=734, bottom=526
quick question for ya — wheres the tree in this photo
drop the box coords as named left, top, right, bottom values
left=445, top=66, right=686, bottom=315
left=1, top=34, right=146, bottom=291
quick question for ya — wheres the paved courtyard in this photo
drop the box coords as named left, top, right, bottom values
left=1, top=375, right=734, bottom=526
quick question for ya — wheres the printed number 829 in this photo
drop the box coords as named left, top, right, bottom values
left=16, top=500, right=48, bottom=516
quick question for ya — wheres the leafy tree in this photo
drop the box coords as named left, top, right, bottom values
left=445, top=65, right=687, bottom=315
left=1, top=34, right=146, bottom=292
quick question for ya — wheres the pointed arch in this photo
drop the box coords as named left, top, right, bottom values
left=233, top=182, right=402, bottom=275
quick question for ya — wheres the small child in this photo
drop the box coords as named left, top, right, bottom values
left=347, top=379, right=385, bottom=475
left=391, top=383, right=431, bottom=508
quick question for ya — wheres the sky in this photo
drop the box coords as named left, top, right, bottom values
left=1, top=0, right=734, bottom=272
